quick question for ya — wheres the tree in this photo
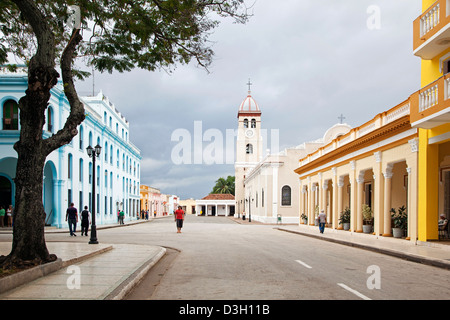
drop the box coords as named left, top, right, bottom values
left=0, top=0, right=249, bottom=269
left=211, top=176, right=235, bottom=195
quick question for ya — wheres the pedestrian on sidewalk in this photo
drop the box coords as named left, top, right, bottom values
left=318, top=210, right=327, bottom=234
left=119, top=210, right=125, bottom=225
left=174, top=206, right=185, bottom=233
left=65, top=203, right=78, bottom=236
left=6, top=205, right=13, bottom=227
left=81, top=206, right=91, bottom=236
left=0, top=206, right=5, bottom=228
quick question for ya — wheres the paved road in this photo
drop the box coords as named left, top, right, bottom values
left=20, top=215, right=450, bottom=300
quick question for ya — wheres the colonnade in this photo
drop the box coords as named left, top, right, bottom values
left=299, top=143, right=418, bottom=241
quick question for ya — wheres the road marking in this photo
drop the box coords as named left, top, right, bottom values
left=295, top=260, right=312, bottom=269
left=337, top=283, right=371, bottom=300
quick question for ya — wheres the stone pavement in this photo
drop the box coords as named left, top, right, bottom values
left=1, top=217, right=450, bottom=300
left=276, top=223, right=450, bottom=270
left=0, top=219, right=166, bottom=300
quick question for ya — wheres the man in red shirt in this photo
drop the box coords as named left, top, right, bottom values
left=174, top=206, right=185, bottom=233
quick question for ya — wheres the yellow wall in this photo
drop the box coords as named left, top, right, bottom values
left=423, top=0, right=437, bottom=11
left=417, top=0, right=450, bottom=241
left=418, top=129, right=440, bottom=241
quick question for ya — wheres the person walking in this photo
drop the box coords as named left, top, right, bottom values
left=174, top=206, right=185, bottom=233
left=65, top=203, right=78, bottom=236
left=80, top=206, right=91, bottom=236
left=6, top=205, right=13, bottom=227
left=119, top=209, right=125, bottom=225
left=0, top=206, right=5, bottom=228
left=318, top=210, right=327, bottom=234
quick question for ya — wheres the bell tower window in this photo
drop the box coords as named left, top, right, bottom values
left=251, top=119, right=256, bottom=128
left=244, top=118, right=249, bottom=128
left=246, top=144, right=253, bottom=154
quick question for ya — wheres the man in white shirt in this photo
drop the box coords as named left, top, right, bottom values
left=318, top=210, right=327, bottom=234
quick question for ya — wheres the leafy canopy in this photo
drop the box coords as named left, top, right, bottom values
left=0, top=0, right=250, bottom=75
left=211, top=175, right=235, bottom=195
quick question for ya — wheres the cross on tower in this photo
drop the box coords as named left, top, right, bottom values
left=338, top=114, right=346, bottom=124
left=247, top=78, right=253, bottom=94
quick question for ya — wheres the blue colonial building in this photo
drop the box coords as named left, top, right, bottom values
left=0, top=66, right=141, bottom=228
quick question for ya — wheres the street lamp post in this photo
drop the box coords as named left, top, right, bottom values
left=86, top=144, right=101, bottom=244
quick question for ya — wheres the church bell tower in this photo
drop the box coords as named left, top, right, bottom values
left=235, top=79, right=262, bottom=216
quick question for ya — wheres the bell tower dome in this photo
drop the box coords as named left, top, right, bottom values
left=235, top=79, right=263, bottom=217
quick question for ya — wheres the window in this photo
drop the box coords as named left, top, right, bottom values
left=246, top=144, right=253, bottom=154
left=251, top=119, right=256, bottom=128
left=79, top=158, right=83, bottom=182
left=281, top=185, right=291, bottom=206
left=243, top=118, right=249, bottom=128
left=262, top=189, right=264, bottom=207
left=79, top=126, right=84, bottom=149
left=2, top=100, right=19, bottom=130
left=68, top=154, right=73, bottom=180
left=89, top=162, right=92, bottom=184
left=47, top=107, right=53, bottom=132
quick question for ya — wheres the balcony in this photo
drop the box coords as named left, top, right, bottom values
left=413, top=0, right=450, bottom=59
left=410, top=74, right=450, bottom=128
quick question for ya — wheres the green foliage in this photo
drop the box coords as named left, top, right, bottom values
left=362, top=204, right=373, bottom=224
left=339, top=207, right=351, bottom=224
left=391, top=205, right=407, bottom=230
left=0, top=0, right=250, bottom=73
left=211, top=176, right=235, bottom=195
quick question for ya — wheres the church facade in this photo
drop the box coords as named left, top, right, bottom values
left=0, top=67, right=141, bottom=228
left=234, top=86, right=351, bottom=223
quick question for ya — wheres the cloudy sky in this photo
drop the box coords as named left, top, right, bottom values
left=75, top=0, right=422, bottom=200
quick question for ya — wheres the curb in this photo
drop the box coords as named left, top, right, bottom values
left=103, top=247, right=167, bottom=300
left=0, top=258, right=63, bottom=294
left=276, top=227, right=450, bottom=270
left=0, top=245, right=113, bottom=295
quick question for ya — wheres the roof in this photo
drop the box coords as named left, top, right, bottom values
left=201, top=194, right=235, bottom=200
left=239, top=94, right=260, bottom=113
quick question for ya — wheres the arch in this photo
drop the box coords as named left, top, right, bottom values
left=243, top=118, right=249, bottom=128
left=251, top=118, right=256, bottom=128
left=46, top=105, right=54, bottom=133
left=281, top=185, right=291, bottom=206
left=79, top=125, right=84, bottom=149
left=246, top=144, right=253, bottom=154
left=2, top=99, right=19, bottom=130
left=43, top=160, right=57, bottom=226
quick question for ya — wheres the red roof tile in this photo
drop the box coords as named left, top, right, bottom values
left=201, top=194, right=235, bottom=200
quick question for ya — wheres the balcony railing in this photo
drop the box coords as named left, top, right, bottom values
left=413, top=0, right=450, bottom=59
left=410, top=74, right=450, bottom=128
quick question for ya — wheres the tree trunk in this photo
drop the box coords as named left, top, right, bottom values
left=0, top=64, right=59, bottom=268
left=1, top=0, right=84, bottom=269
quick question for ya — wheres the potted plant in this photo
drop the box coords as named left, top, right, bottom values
left=300, top=213, right=308, bottom=225
left=362, top=204, right=373, bottom=234
left=339, top=207, right=351, bottom=231
left=391, top=205, right=407, bottom=238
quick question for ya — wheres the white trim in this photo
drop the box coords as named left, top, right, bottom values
left=297, top=129, right=418, bottom=178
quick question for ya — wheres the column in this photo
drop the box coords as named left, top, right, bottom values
left=337, top=177, right=344, bottom=229
left=356, top=173, right=365, bottom=233
left=383, top=164, right=393, bottom=237
left=323, top=183, right=329, bottom=224
left=373, top=151, right=383, bottom=236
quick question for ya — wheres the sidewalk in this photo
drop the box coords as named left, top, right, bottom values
left=276, top=223, right=450, bottom=270
left=0, top=219, right=166, bottom=300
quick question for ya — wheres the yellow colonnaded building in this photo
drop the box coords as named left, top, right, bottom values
left=295, top=0, right=450, bottom=243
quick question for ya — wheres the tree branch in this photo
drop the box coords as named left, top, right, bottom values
left=43, top=29, right=86, bottom=155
